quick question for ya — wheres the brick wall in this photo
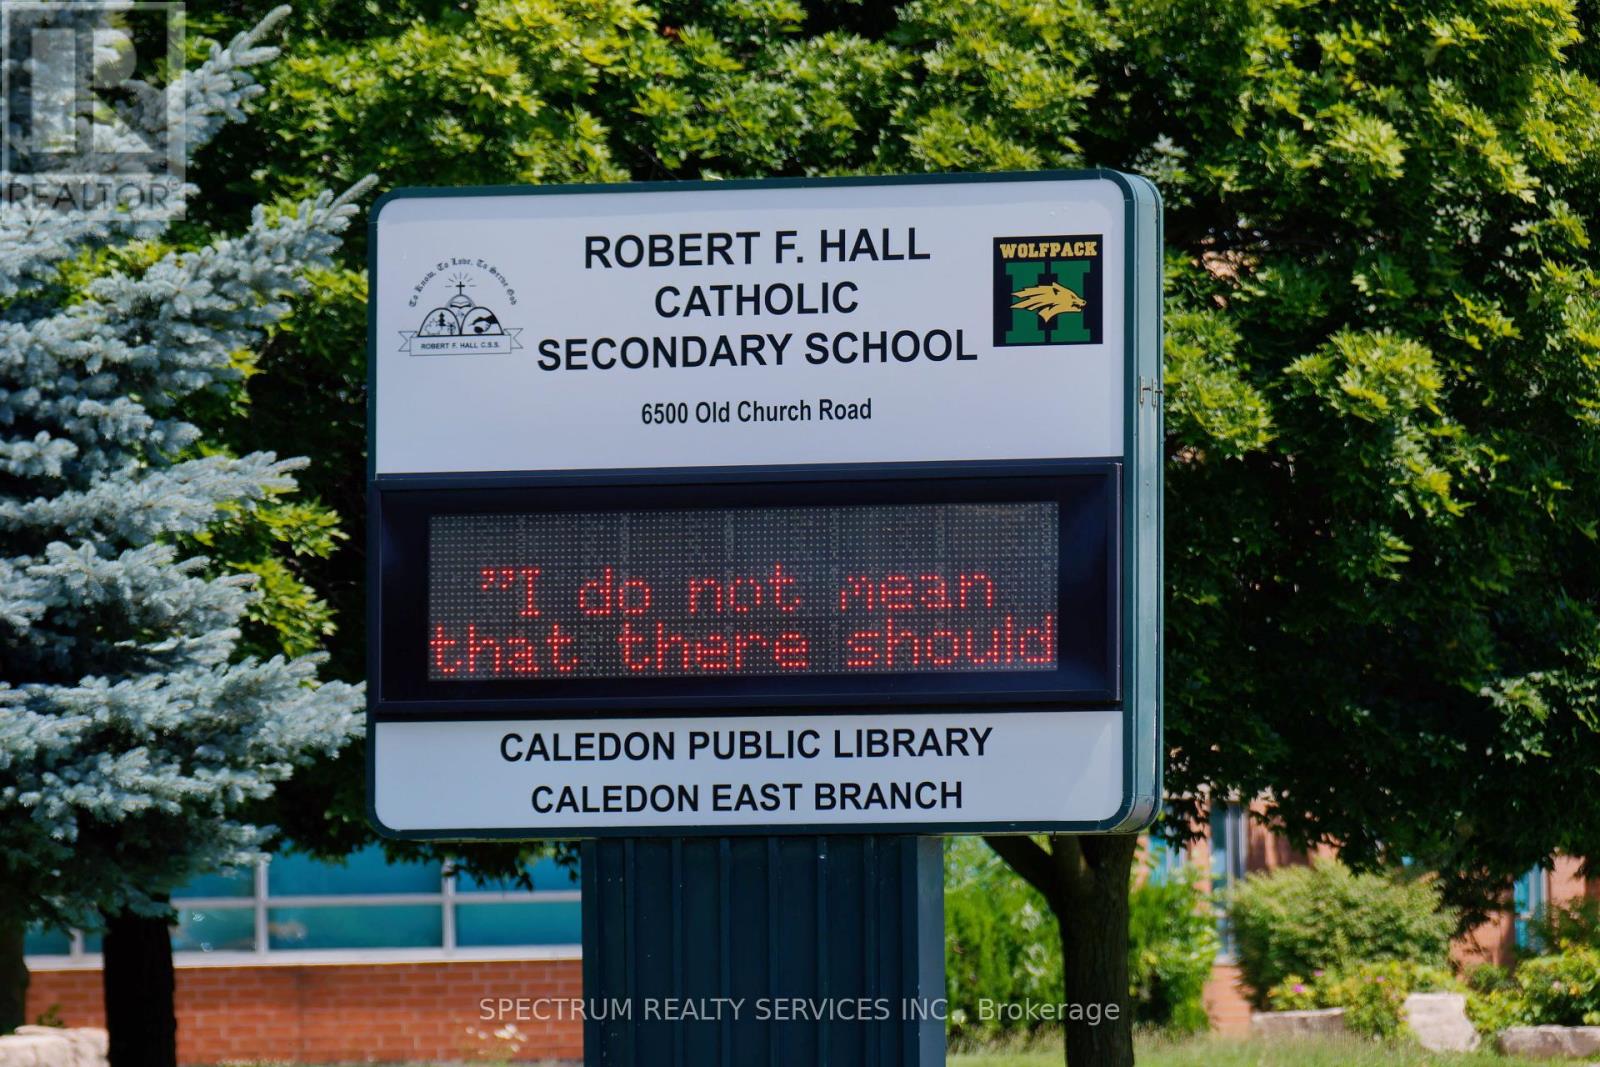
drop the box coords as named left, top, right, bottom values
left=1552, top=855, right=1590, bottom=908
left=1455, top=857, right=1595, bottom=968
left=23, top=844, right=1595, bottom=1054
left=25, top=959, right=583, bottom=1064
left=1454, top=909, right=1515, bottom=968
left=1201, top=962, right=1252, bottom=1036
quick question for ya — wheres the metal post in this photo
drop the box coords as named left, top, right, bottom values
left=582, top=835, right=945, bottom=1067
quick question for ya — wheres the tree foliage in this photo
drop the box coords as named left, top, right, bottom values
left=1135, top=0, right=1600, bottom=917
left=173, top=0, right=1600, bottom=1059
left=198, top=0, right=1600, bottom=920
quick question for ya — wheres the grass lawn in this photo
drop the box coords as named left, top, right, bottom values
left=949, top=1033, right=1516, bottom=1066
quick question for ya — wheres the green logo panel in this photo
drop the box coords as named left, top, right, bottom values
left=992, top=235, right=1103, bottom=347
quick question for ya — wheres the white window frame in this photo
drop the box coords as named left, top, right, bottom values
left=25, top=859, right=581, bottom=971
left=1210, top=800, right=1248, bottom=962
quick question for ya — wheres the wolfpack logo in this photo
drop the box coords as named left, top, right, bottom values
left=992, top=235, right=1103, bottom=347
left=401, top=271, right=523, bottom=357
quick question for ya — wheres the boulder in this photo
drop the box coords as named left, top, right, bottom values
left=1404, top=992, right=1480, bottom=1053
left=0, top=1028, right=108, bottom=1067
left=1497, top=1025, right=1600, bottom=1059
left=1251, top=1007, right=1349, bottom=1038
left=0, top=1035, right=62, bottom=1067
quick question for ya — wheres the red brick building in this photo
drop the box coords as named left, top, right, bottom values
left=1178, top=801, right=1600, bottom=1035
left=23, top=823, right=1596, bottom=1060
left=26, top=959, right=582, bottom=1063
left=24, top=849, right=586, bottom=1063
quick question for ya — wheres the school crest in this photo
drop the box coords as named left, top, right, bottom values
left=400, top=268, right=523, bottom=357
left=992, top=235, right=1104, bottom=347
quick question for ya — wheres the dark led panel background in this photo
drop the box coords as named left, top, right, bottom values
left=427, top=502, right=1060, bottom=681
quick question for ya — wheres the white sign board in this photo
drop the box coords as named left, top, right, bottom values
left=372, top=177, right=1129, bottom=475
left=375, top=711, right=1123, bottom=834
left=367, top=171, right=1163, bottom=839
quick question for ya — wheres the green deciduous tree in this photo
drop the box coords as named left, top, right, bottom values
left=182, top=2, right=1600, bottom=1063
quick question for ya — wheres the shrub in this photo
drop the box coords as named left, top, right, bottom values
left=1266, top=975, right=1322, bottom=1013
left=1228, top=860, right=1455, bottom=1006
left=1128, top=865, right=1221, bottom=1035
left=1517, top=943, right=1600, bottom=1025
left=1464, top=963, right=1516, bottom=995
left=945, top=837, right=1063, bottom=1044
left=944, top=838, right=1218, bottom=1043
left=1333, top=964, right=1417, bottom=1040
left=1469, top=946, right=1600, bottom=1035
left=1266, top=961, right=1457, bottom=1039
left=1466, top=986, right=1524, bottom=1038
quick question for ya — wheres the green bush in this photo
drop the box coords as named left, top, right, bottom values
left=1265, top=976, right=1322, bottom=1012
left=1335, top=965, right=1414, bottom=1041
left=1468, top=945, right=1600, bottom=1034
left=1128, top=866, right=1220, bottom=1035
left=945, top=837, right=1063, bottom=1044
left=944, top=839, right=1218, bottom=1043
left=1228, top=860, right=1455, bottom=1007
left=1466, top=985, right=1524, bottom=1038
left=1266, top=961, right=1458, bottom=1039
left=1463, top=962, right=1516, bottom=995
left=1468, top=900, right=1600, bottom=1035
left=1518, top=938, right=1600, bottom=1025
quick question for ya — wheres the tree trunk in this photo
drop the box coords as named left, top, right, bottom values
left=985, top=832, right=1140, bottom=1067
left=0, top=913, right=28, bottom=1034
left=101, top=906, right=177, bottom=1067
left=1056, top=835, right=1138, bottom=1067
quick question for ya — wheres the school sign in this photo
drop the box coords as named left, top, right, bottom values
left=366, top=170, right=1163, bottom=840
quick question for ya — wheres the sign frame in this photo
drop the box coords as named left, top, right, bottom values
left=365, top=168, right=1162, bottom=840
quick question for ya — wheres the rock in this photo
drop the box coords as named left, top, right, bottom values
left=1405, top=992, right=1480, bottom=1053
left=0, top=1034, right=66, bottom=1067
left=1251, top=1007, right=1349, bottom=1038
left=1498, top=1025, right=1600, bottom=1059
left=20, top=1028, right=105, bottom=1067
left=0, top=1029, right=108, bottom=1067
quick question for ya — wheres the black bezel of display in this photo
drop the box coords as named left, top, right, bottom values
left=370, top=460, right=1118, bottom=719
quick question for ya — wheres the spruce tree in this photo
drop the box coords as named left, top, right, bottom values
left=0, top=9, right=366, bottom=1061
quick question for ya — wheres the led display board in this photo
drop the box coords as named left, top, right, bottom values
left=375, top=468, right=1115, bottom=708
left=367, top=170, right=1162, bottom=838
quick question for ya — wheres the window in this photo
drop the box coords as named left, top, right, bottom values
left=1209, top=801, right=1248, bottom=959
left=1513, top=865, right=1548, bottom=952
left=1144, top=832, right=1188, bottom=887
left=23, top=847, right=579, bottom=967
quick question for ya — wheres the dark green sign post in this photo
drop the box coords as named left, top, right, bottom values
left=583, top=836, right=944, bottom=1066
left=367, top=171, right=1162, bottom=1066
